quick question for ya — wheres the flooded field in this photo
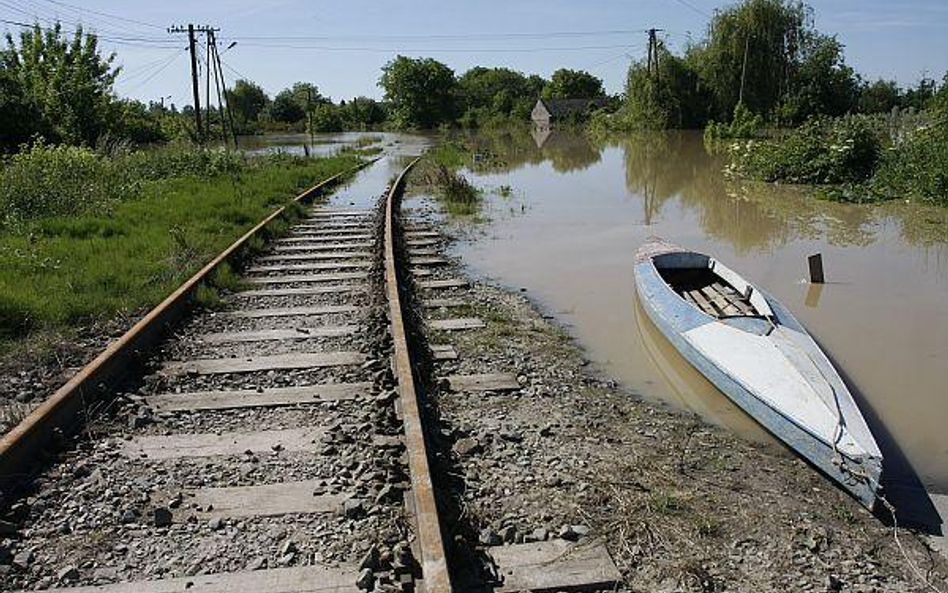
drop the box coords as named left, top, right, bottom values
left=433, top=129, right=948, bottom=494
left=238, top=131, right=430, bottom=159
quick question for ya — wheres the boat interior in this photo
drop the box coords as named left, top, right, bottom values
left=656, top=264, right=762, bottom=319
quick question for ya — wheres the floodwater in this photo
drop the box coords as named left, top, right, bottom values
left=241, top=132, right=431, bottom=211
left=239, top=131, right=430, bottom=160
left=431, top=129, right=948, bottom=494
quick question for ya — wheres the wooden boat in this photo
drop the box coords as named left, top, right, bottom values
left=633, top=237, right=883, bottom=510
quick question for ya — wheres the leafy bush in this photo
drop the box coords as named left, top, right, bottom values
left=727, top=115, right=882, bottom=184
left=871, top=124, right=948, bottom=205
left=0, top=142, right=133, bottom=227
left=0, top=142, right=252, bottom=230
left=704, top=103, right=765, bottom=146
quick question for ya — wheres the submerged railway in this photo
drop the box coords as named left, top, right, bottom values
left=0, top=158, right=620, bottom=593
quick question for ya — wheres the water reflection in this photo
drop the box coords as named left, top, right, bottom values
left=451, top=127, right=948, bottom=490
left=633, top=291, right=777, bottom=444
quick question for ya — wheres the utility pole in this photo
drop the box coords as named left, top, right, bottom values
left=212, top=35, right=239, bottom=149
left=169, top=24, right=220, bottom=142
left=205, top=33, right=212, bottom=140
left=306, top=86, right=315, bottom=145
left=738, top=33, right=750, bottom=106
left=646, top=28, right=664, bottom=78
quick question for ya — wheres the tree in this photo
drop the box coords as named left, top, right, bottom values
left=269, top=90, right=306, bottom=124
left=457, top=67, right=544, bottom=125
left=309, top=103, right=342, bottom=133
left=858, top=79, right=901, bottom=114
left=779, top=33, right=859, bottom=124
left=0, top=61, right=40, bottom=150
left=690, top=0, right=809, bottom=119
left=339, top=96, right=386, bottom=129
left=113, top=99, right=167, bottom=144
left=2, top=23, right=120, bottom=147
left=379, top=56, right=458, bottom=129
left=542, top=69, right=605, bottom=99
left=226, top=79, right=269, bottom=129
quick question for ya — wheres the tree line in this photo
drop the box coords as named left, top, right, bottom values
left=1, top=20, right=614, bottom=152
left=226, top=58, right=609, bottom=133
left=606, top=0, right=946, bottom=131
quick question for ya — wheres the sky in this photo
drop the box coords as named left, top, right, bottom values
left=2, top=0, right=947, bottom=108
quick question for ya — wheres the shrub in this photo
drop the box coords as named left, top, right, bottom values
left=704, top=103, right=764, bottom=146
left=0, top=142, right=133, bottom=228
left=0, top=142, right=252, bottom=230
left=728, top=115, right=882, bottom=184
left=871, top=124, right=948, bottom=205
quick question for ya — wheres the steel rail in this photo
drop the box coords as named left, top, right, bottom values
left=384, top=158, right=454, bottom=593
left=0, top=158, right=377, bottom=489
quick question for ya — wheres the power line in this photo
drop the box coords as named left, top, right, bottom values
left=227, top=41, right=645, bottom=53
left=664, top=0, right=712, bottom=19
left=227, top=29, right=652, bottom=42
left=0, top=7, right=179, bottom=47
left=219, top=58, right=251, bottom=83
left=117, top=49, right=186, bottom=86
left=121, top=49, right=186, bottom=94
left=7, top=0, right=167, bottom=40
left=35, top=0, right=164, bottom=30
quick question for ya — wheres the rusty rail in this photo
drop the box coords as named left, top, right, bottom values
left=0, top=159, right=376, bottom=489
left=384, top=158, right=453, bottom=593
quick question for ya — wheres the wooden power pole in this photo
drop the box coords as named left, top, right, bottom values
left=169, top=24, right=219, bottom=142
left=646, top=28, right=665, bottom=78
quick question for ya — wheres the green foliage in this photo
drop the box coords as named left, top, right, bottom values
left=542, top=68, right=605, bottom=99
left=226, top=79, right=270, bottom=131
left=704, top=103, right=764, bottom=145
left=457, top=67, right=546, bottom=127
left=691, top=0, right=809, bottom=120
left=0, top=141, right=247, bottom=229
left=727, top=115, right=881, bottom=184
left=604, top=45, right=713, bottom=132
left=778, top=33, right=859, bottom=124
left=338, top=97, right=387, bottom=130
left=114, top=99, right=169, bottom=144
left=0, top=142, right=125, bottom=226
left=872, top=124, right=948, bottom=205
left=1, top=22, right=120, bottom=148
left=309, top=103, right=343, bottom=133
left=616, top=0, right=873, bottom=130
left=379, top=56, right=458, bottom=129
left=858, top=79, right=901, bottom=114
left=268, top=82, right=327, bottom=127
left=422, top=162, right=482, bottom=216
left=0, top=152, right=359, bottom=343
left=269, top=90, right=307, bottom=124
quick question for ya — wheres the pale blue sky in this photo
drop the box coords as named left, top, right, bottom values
left=2, top=0, right=946, bottom=108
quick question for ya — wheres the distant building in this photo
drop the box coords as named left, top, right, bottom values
left=531, top=98, right=608, bottom=128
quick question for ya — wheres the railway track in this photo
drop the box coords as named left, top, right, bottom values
left=0, top=159, right=621, bottom=593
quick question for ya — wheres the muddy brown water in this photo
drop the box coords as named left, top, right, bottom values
left=431, top=129, right=948, bottom=495
left=246, top=130, right=948, bottom=495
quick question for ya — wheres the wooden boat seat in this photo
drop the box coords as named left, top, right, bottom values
left=665, top=269, right=757, bottom=319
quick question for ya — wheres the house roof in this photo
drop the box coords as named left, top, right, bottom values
left=536, top=98, right=608, bottom=117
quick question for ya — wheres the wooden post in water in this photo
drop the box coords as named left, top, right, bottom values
left=808, top=253, right=825, bottom=284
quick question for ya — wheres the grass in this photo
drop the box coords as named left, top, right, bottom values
left=414, top=160, right=483, bottom=217
left=0, top=152, right=360, bottom=349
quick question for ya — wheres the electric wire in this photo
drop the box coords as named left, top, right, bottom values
left=35, top=0, right=165, bottom=30
left=224, top=41, right=644, bottom=54
left=120, top=49, right=185, bottom=94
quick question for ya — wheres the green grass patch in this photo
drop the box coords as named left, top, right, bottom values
left=0, top=152, right=360, bottom=348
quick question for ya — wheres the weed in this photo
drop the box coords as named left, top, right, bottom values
left=0, top=152, right=359, bottom=349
